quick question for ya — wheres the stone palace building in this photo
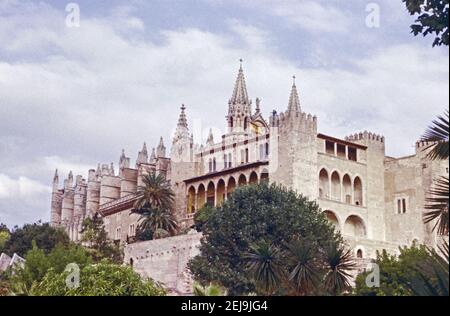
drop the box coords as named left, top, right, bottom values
left=50, top=63, right=448, bottom=267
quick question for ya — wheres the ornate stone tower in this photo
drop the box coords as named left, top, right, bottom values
left=227, top=61, right=252, bottom=135
left=270, top=77, right=318, bottom=200
left=170, top=105, right=196, bottom=224
left=50, top=170, right=63, bottom=227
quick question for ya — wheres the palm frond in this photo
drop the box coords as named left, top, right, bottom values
left=421, top=111, right=449, bottom=160
left=245, top=240, right=284, bottom=295
left=424, top=176, right=449, bottom=236
left=285, top=239, right=321, bottom=296
left=322, top=243, right=356, bottom=296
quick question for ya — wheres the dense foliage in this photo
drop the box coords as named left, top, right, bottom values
left=9, top=242, right=92, bottom=295
left=403, top=0, right=449, bottom=46
left=80, top=214, right=123, bottom=263
left=354, top=246, right=431, bottom=296
left=193, top=204, right=216, bottom=232
left=31, top=262, right=166, bottom=296
left=189, top=183, right=352, bottom=296
left=2, top=221, right=70, bottom=257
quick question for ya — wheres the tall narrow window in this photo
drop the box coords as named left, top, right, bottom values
left=245, top=148, right=249, bottom=163
left=241, top=150, right=245, bottom=164
left=224, top=154, right=227, bottom=169
left=213, top=158, right=217, bottom=172
left=265, top=143, right=269, bottom=158
left=228, top=153, right=232, bottom=168
left=402, top=198, right=407, bottom=214
left=259, top=144, right=264, bottom=160
left=208, top=159, right=212, bottom=173
left=397, top=199, right=402, bottom=214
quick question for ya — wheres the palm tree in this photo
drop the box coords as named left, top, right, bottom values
left=132, top=173, right=178, bottom=238
left=421, top=111, right=449, bottom=236
left=136, top=208, right=178, bottom=237
left=245, top=240, right=284, bottom=295
left=134, top=173, right=175, bottom=211
left=322, top=242, right=356, bottom=296
left=285, top=238, right=321, bottom=296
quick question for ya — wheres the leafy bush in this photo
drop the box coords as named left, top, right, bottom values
left=31, top=261, right=166, bottom=296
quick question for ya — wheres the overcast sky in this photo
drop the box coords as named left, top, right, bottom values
left=0, top=0, right=448, bottom=228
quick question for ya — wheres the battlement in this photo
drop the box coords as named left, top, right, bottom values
left=270, top=110, right=317, bottom=134
left=346, top=131, right=385, bottom=143
left=415, top=140, right=437, bottom=150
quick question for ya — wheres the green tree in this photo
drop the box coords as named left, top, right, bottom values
left=80, top=214, right=123, bottom=263
left=403, top=0, right=449, bottom=46
left=132, top=173, right=178, bottom=240
left=2, top=221, right=69, bottom=257
left=189, top=183, right=349, bottom=296
left=9, top=242, right=92, bottom=296
left=193, top=204, right=216, bottom=232
left=354, top=245, right=434, bottom=296
left=31, top=261, right=166, bottom=296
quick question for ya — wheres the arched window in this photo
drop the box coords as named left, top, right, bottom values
left=238, top=174, right=247, bottom=186
left=216, top=179, right=226, bottom=205
left=324, top=210, right=340, bottom=231
left=207, top=182, right=215, bottom=206
left=343, top=174, right=352, bottom=204
left=354, top=177, right=363, bottom=206
left=344, top=215, right=366, bottom=238
left=331, top=171, right=341, bottom=201
left=319, top=169, right=329, bottom=199
left=197, top=184, right=206, bottom=209
left=187, top=186, right=196, bottom=213
left=227, top=177, right=236, bottom=196
left=356, top=249, right=363, bottom=259
left=249, top=172, right=258, bottom=185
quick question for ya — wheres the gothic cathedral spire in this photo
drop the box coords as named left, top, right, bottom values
left=173, top=104, right=190, bottom=144
left=288, top=75, right=301, bottom=113
left=227, top=59, right=252, bottom=134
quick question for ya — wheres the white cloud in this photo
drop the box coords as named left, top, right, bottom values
left=0, top=174, right=51, bottom=200
left=247, top=0, right=352, bottom=33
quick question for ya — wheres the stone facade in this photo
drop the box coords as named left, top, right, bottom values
left=124, top=232, right=201, bottom=295
left=50, top=63, right=449, bottom=287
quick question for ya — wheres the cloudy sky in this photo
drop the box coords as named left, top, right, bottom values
left=0, top=0, right=448, bottom=228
